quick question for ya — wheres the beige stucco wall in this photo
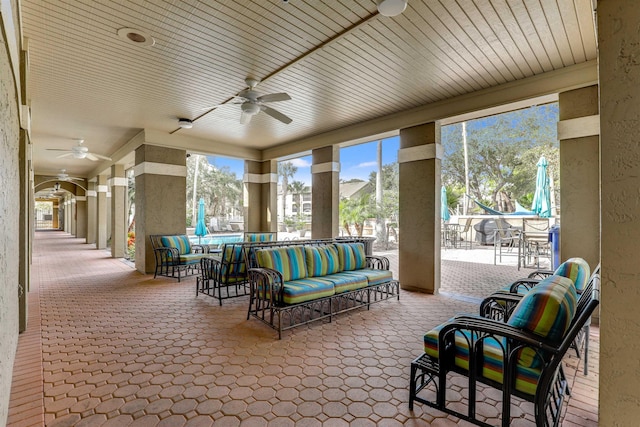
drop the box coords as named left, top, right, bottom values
left=598, top=0, right=640, bottom=423
left=0, top=16, right=21, bottom=425
left=311, top=146, right=339, bottom=239
left=244, top=160, right=277, bottom=232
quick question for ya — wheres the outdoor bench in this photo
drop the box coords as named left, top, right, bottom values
left=150, top=234, right=208, bottom=282
left=409, top=271, right=600, bottom=427
left=246, top=241, right=400, bottom=339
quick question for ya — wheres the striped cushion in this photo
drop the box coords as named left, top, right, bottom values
left=282, top=277, right=336, bottom=304
left=322, top=272, right=368, bottom=293
left=219, top=244, right=247, bottom=283
left=256, top=246, right=308, bottom=281
left=179, top=253, right=207, bottom=265
left=341, top=269, right=393, bottom=286
left=305, top=245, right=341, bottom=277
left=161, top=235, right=191, bottom=255
left=335, top=243, right=367, bottom=271
left=507, top=275, right=576, bottom=368
left=245, top=232, right=275, bottom=242
left=481, top=337, right=542, bottom=396
left=554, top=257, right=590, bottom=292
left=424, top=322, right=542, bottom=395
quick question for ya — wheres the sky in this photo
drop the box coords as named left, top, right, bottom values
left=206, top=136, right=400, bottom=186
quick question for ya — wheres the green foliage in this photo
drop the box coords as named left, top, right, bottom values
left=441, top=103, right=559, bottom=211
left=187, top=155, right=243, bottom=222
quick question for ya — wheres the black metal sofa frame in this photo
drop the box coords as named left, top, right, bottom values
left=244, top=238, right=400, bottom=339
left=409, top=273, right=600, bottom=427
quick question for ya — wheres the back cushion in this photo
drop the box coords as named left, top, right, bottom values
left=305, top=245, right=341, bottom=277
left=160, top=235, right=191, bottom=255
left=222, top=244, right=246, bottom=275
left=507, top=275, right=576, bottom=367
left=245, top=233, right=275, bottom=242
left=554, top=257, right=590, bottom=292
left=335, top=243, right=367, bottom=271
left=256, top=246, right=308, bottom=282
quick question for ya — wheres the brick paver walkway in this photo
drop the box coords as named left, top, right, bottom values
left=8, top=232, right=598, bottom=426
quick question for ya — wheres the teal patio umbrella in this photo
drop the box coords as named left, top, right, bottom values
left=195, top=198, right=209, bottom=243
left=531, top=156, right=551, bottom=218
left=441, top=186, right=450, bottom=222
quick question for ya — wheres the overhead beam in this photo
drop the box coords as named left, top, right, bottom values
left=262, top=60, right=598, bottom=160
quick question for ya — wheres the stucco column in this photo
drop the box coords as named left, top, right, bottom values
left=558, top=86, right=600, bottom=271
left=76, top=191, right=87, bottom=239
left=311, top=146, right=340, bottom=239
left=86, top=181, right=97, bottom=244
left=135, top=144, right=187, bottom=274
left=18, top=129, right=30, bottom=332
left=598, top=1, right=640, bottom=423
left=244, top=160, right=277, bottom=233
left=96, top=174, right=108, bottom=249
left=110, top=164, right=127, bottom=258
left=398, top=122, right=441, bottom=294
left=70, top=197, right=77, bottom=236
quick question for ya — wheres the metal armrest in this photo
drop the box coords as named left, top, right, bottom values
left=248, top=267, right=285, bottom=304
left=366, top=255, right=390, bottom=270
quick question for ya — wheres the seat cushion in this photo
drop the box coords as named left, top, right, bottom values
left=424, top=321, right=542, bottom=396
left=335, top=243, right=367, bottom=271
left=305, top=245, right=341, bottom=277
left=161, top=235, right=191, bottom=255
left=342, top=269, right=393, bottom=286
left=322, top=272, right=368, bottom=293
left=554, top=257, right=590, bottom=292
left=178, top=253, right=207, bottom=265
left=255, top=246, right=308, bottom=281
left=282, top=277, right=336, bottom=304
left=244, top=232, right=275, bottom=242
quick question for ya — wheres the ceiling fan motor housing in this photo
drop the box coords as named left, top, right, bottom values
left=241, top=102, right=261, bottom=115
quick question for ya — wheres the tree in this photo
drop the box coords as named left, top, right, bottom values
left=441, top=104, right=559, bottom=211
left=278, top=161, right=297, bottom=221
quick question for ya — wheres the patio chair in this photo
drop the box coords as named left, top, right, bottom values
left=520, top=218, right=551, bottom=269
left=492, top=219, right=521, bottom=265
left=450, top=218, right=473, bottom=249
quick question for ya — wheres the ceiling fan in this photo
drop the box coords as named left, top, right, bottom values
left=46, top=139, right=112, bottom=161
left=53, top=169, right=83, bottom=182
left=211, top=78, right=293, bottom=125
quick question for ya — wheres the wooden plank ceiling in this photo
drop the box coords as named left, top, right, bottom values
left=21, top=0, right=597, bottom=177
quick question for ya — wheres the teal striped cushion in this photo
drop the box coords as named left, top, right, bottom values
left=282, top=277, right=336, bottom=304
left=424, top=321, right=542, bottom=396
left=305, top=245, right=341, bottom=277
left=335, top=243, right=366, bottom=271
left=554, top=257, right=590, bottom=292
left=322, top=272, right=368, bottom=293
left=341, top=269, right=392, bottom=286
left=507, top=275, right=576, bottom=367
left=179, top=253, right=206, bottom=265
left=161, top=235, right=191, bottom=255
left=256, top=246, right=308, bottom=282
left=219, top=244, right=246, bottom=283
left=245, top=233, right=275, bottom=242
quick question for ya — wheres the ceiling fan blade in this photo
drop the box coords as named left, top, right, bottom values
left=85, top=153, right=112, bottom=161
left=261, top=106, right=292, bottom=124
left=47, top=148, right=72, bottom=152
left=56, top=152, right=74, bottom=159
left=257, top=93, right=291, bottom=103
left=240, top=112, right=252, bottom=125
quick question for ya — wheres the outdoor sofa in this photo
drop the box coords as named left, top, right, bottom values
left=247, top=240, right=400, bottom=339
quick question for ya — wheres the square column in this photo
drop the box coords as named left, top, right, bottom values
left=135, top=144, right=187, bottom=274
left=598, top=1, right=640, bottom=423
left=96, top=175, right=108, bottom=249
left=86, top=181, right=97, bottom=244
left=75, top=194, right=87, bottom=239
left=244, top=160, right=277, bottom=232
left=110, top=164, right=127, bottom=258
left=558, top=86, right=600, bottom=270
left=70, top=198, right=76, bottom=236
left=398, top=122, right=441, bottom=294
left=311, top=146, right=340, bottom=239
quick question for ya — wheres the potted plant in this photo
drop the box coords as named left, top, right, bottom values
left=296, top=215, right=307, bottom=237
left=284, top=216, right=296, bottom=233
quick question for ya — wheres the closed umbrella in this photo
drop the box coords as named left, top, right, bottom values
left=531, top=156, right=551, bottom=218
left=441, top=186, right=450, bottom=222
left=195, top=198, right=209, bottom=243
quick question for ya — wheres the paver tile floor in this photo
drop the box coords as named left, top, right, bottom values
left=8, top=231, right=598, bottom=426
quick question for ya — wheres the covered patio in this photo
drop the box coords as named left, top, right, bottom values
left=8, top=231, right=598, bottom=426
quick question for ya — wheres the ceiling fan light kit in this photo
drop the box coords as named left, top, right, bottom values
left=178, top=118, right=193, bottom=128
left=377, top=0, right=407, bottom=17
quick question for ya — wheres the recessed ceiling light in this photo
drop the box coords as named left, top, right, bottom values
left=377, top=0, right=407, bottom=17
left=117, top=27, right=155, bottom=46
